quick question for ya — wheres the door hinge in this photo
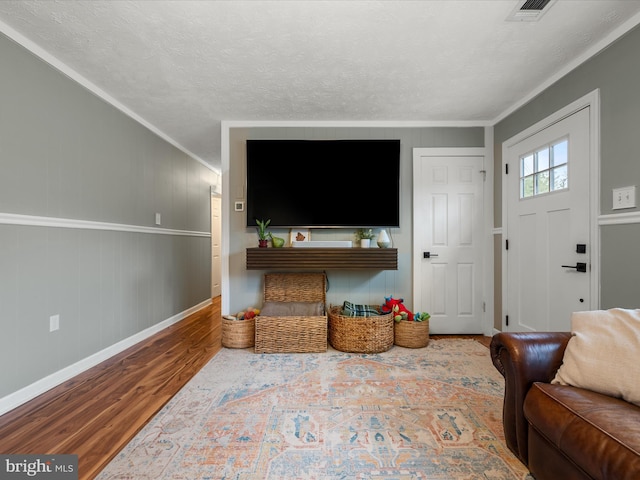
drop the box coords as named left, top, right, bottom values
left=479, top=169, right=487, bottom=181
left=506, top=315, right=509, bottom=326
left=505, top=239, right=509, bottom=250
left=505, top=163, right=509, bottom=175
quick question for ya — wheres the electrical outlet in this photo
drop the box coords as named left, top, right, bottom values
left=50, top=314, right=60, bottom=332
left=612, top=186, right=636, bottom=210
left=155, top=213, right=161, bottom=225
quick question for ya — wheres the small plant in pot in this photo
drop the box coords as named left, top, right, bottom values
left=256, top=218, right=271, bottom=247
left=355, top=228, right=375, bottom=248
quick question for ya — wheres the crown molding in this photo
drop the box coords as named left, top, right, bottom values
left=0, top=20, right=218, bottom=174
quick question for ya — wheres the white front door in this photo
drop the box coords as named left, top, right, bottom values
left=504, top=105, right=593, bottom=332
left=413, top=149, right=485, bottom=334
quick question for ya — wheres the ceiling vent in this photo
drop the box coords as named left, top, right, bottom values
left=506, top=0, right=557, bottom=22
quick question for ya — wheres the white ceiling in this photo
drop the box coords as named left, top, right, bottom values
left=1, top=1, right=640, bottom=172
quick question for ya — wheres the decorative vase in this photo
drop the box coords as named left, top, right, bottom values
left=271, top=236, right=285, bottom=248
left=360, top=239, right=371, bottom=248
left=377, top=229, right=391, bottom=248
left=258, top=239, right=268, bottom=248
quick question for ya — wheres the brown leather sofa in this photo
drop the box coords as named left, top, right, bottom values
left=490, top=332, right=640, bottom=480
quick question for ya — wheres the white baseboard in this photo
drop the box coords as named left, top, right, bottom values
left=0, top=299, right=212, bottom=417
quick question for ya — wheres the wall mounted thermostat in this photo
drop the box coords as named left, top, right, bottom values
left=234, top=201, right=245, bottom=212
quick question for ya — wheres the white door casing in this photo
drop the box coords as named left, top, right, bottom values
left=502, top=91, right=600, bottom=332
left=211, top=195, right=222, bottom=298
left=413, top=148, right=486, bottom=334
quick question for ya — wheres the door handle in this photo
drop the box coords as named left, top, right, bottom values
left=561, top=262, right=587, bottom=273
left=423, top=252, right=439, bottom=259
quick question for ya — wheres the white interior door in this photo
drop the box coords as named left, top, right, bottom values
left=504, top=107, right=591, bottom=332
left=413, top=149, right=485, bottom=334
left=211, top=196, right=222, bottom=298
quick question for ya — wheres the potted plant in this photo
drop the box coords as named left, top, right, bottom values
left=256, top=218, right=271, bottom=247
left=355, top=228, right=375, bottom=248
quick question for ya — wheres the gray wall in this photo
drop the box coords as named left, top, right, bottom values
left=226, top=126, right=484, bottom=315
left=0, top=33, right=217, bottom=400
left=494, top=25, right=640, bottom=310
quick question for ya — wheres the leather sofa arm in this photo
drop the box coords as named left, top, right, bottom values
left=490, top=332, right=572, bottom=466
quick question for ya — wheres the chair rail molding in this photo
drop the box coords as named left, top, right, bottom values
left=0, top=212, right=211, bottom=237
left=598, top=211, right=640, bottom=225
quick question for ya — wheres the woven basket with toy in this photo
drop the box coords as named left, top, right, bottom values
left=381, top=296, right=430, bottom=348
left=222, top=307, right=260, bottom=349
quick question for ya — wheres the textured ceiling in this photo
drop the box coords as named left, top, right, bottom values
left=1, top=1, right=640, bottom=172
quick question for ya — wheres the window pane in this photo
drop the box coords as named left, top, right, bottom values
left=521, top=154, right=534, bottom=176
left=552, top=140, right=568, bottom=166
left=552, top=164, right=568, bottom=190
left=536, top=148, right=549, bottom=171
left=523, top=175, right=534, bottom=198
left=536, top=171, right=550, bottom=194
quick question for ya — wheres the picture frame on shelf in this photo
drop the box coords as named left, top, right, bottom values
left=290, top=229, right=311, bottom=244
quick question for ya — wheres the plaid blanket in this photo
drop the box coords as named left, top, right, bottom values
left=341, top=301, right=382, bottom=317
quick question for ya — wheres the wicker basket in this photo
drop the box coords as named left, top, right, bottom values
left=254, top=273, right=327, bottom=353
left=328, top=306, right=394, bottom=353
left=222, top=317, right=255, bottom=348
left=394, top=319, right=429, bottom=348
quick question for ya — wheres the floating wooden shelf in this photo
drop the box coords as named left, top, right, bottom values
left=246, top=247, right=398, bottom=270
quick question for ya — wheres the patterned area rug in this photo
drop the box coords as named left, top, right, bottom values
left=97, top=339, right=532, bottom=479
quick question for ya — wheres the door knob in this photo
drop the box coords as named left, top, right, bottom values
left=561, top=262, right=587, bottom=272
left=423, top=251, right=439, bottom=259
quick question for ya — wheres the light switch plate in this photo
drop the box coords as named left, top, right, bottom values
left=50, top=314, right=60, bottom=332
left=612, top=186, right=636, bottom=210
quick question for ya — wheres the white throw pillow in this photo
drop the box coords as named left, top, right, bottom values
left=551, top=308, right=640, bottom=407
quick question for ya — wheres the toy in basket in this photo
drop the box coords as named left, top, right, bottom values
left=382, top=296, right=430, bottom=348
left=222, top=307, right=259, bottom=349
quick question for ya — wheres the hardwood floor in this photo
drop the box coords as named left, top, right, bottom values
left=0, top=297, right=491, bottom=480
left=431, top=333, right=492, bottom=349
left=0, top=297, right=222, bottom=480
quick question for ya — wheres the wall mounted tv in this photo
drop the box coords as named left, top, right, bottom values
left=246, top=139, right=401, bottom=228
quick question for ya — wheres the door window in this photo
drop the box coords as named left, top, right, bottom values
left=520, top=138, right=568, bottom=198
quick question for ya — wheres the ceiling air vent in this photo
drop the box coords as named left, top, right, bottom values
left=506, top=0, right=556, bottom=22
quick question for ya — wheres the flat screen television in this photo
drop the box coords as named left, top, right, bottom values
left=246, top=139, right=401, bottom=228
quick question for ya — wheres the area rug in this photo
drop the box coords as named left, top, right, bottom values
left=97, top=339, right=532, bottom=479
